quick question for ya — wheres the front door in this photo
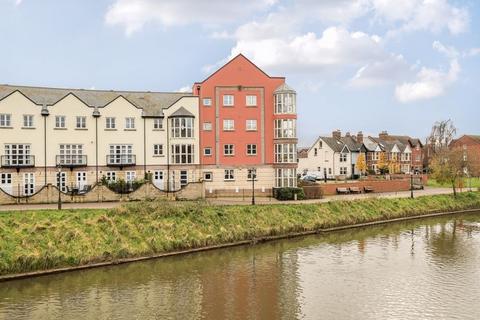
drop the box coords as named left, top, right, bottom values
left=76, top=172, right=87, bottom=189
left=0, top=173, right=12, bottom=195
left=23, top=172, right=35, bottom=196
left=56, top=172, right=67, bottom=192
left=153, top=170, right=164, bottom=190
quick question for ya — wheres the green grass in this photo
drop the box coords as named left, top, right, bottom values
left=427, top=177, right=480, bottom=188
left=1, top=192, right=480, bottom=276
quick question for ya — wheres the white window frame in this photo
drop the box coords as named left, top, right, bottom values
left=204, top=147, right=212, bottom=156
left=109, top=144, right=134, bottom=164
left=76, top=116, right=86, bottom=129
left=125, top=171, right=136, bottom=182
left=4, top=144, right=32, bottom=166
left=23, top=115, right=34, bottom=128
left=106, top=171, right=116, bottom=182
left=170, top=117, right=194, bottom=138
left=171, top=144, right=194, bottom=164
left=246, top=119, right=257, bottom=131
left=223, top=119, right=234, bottom=131
left=246, top=144, right=257, bottom=156
left=340, top=167, right=348, bottom=175
left=55, top=115, right=66, bottom=128
left=223, top=95, right=234, bottom=106
left=274, top=93, right=296, bottom=114
left=224, top=169, right=235, bottom=181
left=203, top=122, right=212, bottom=131
left=224, top=144, right=234, bottom=156
left=340, top=153, right=348, bottom=162
left=203, top=172, right=213, bottom=181
left=153, top=118, right=163, bottom=129
left=0, top=114, right=11, bottom=127
left=246, top=95, right=257, bottom=107
left=202, top=98, right=212, bottom=106
left=275, top=168, right=296, bottom=188
left=59, top=144, right=84, bottom=165
left=153, top=144, right=164, bottom=156
left=125, top=117, right=135, bottom=129
left=274, top=119, right=296, bottom=138
left=106, top=117, right=116, bottom=129
left=274, top=144, right=296, bottom=163
left=23, top=172, right=35, bottom=196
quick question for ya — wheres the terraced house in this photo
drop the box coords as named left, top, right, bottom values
left=0, top=55, right=297, bottom=197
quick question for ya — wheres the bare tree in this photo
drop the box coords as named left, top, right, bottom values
left=428, top=119, right=457, bottom=154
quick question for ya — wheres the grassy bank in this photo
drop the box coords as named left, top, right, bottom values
left=1, top=192, right=480, bottom=276
left=427, top=177, right=480, bottom=188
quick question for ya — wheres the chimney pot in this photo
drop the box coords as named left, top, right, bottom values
left=332, top=130, right=341, bottom=139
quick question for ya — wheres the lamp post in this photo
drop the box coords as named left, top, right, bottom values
left=410, top=169, right=414, bottom=199
left=57, top=164, right=62, bottom=210
left=249, top=168, right=256, bottom=205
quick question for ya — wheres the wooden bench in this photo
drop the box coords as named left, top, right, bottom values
left=336, top=187, right=350, bottom=194
left=349, top=187, right=361, bottom=194
left=364, top=186, right=374, bottom=193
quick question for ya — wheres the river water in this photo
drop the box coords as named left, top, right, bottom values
left=1, top=212, right=480, bottom=320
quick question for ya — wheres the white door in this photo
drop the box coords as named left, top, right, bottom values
left=56, top=172, right=67, bottom=192
left=76, top=172, right=87, bottom=189
left=0, top=173, right=12, bottom=195
left=153, top=170, right=164, bottom=190
left=23, top=173, right=35, bottom=196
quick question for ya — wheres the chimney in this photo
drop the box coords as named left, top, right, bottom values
left=332, top=130, right=341, bottom=139
left=345, top=132, right=351, bottom=137
left=357, top=131, right=364, bottom=143
left=379, top=130, right=388, bottom=140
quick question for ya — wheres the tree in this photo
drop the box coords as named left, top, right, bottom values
left=428, top=119, right=457, bottom=155
left=377, top=152, right=388, bottom=174
left=429, top=148, right=467, bottom=197
left=356, top=153, right=367, bottom=176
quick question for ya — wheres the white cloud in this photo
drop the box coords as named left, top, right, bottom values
left=350, top=54, right=413, bottom=87
left=105, top=0, right=276, bottom=36
left=465, top=48, right=480, bottom=57
left=394, top=59, right=460, bottom=103
left=433, top=40, right=459, bottom=58
left=176, top=85, right=191, bottom=93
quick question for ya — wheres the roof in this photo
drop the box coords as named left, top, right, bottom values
left=297, top=147, right=309, bottom=158
left=340, top=136, right=363, bottom=152
left=0, top=84, right=193, bottom=117
left=319, top=136, right=348, bottom=152
left=274, top=83, right=296, bottom=94
left=382, top=134, right=423, bottom=147
left=467, top=135, right=480, bottom=143
left=169, top=106, right=194, bottom=118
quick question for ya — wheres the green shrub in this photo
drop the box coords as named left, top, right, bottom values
left=274, top=187, right=306, bottom=201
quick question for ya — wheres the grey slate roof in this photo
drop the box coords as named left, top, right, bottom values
left=340, top=136, right=363, bottom=152
left=169, top=106, right=194, bottom=118
left=0, top=84, right=193, bottom=117
left=274, top=83, right=296, bottom=93
left=319, top=137, right=348, bottom=152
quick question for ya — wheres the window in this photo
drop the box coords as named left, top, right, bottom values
left=76, top=116, right=86, bottom=129
left=125, top=117, right=135, bottom=129
left=274, top=119, right=296, bottom=138
left=0, top=114, right=11, bottom=127
left=340, top=167, right=347, bottom=175
left=340, top=153, right=347, bottom=162
left=153, top=118, right=163, bottom=129
left=203, top=98, right=212, bottom=106
left=246, top=144, right=257, bottom=155
left=314, top=148, right=318, bottom=156
left=153, top=144, right=164, bottom=156
left=223, top=119, right=234, bottom=131
left=275, top=168, right=296, bottom=187
left=224, top=169, right=235, bottom=181
left=55, top=116, right=66, bottom=128
left=274, top=93, right=296, bottom=114
left=108, top=144, right=134, bottom=164
left=319, top=141, right=323, bottom=148
left=23, top=115, right=34, bottom=128
left=171, top=144, right=194, bottom=164
left=23, top=172, right=35, bottom=196
left=246, top=119, right=257, bottom=131
left=274, top=144, right=296, bottom=163
left=59, top=144, right=84, bottom=165
left=246, top=95, right=257, bottom=106
left=106, top=117, right=116, bottom=129
left=223, top=95, right=234, bottom=106
left=247, top=169, right=257, bottom=180
left=180, top=170, right=188, bottom=187
left=106, top=171, right=116, bottom=182
left=171, top=117, right=194, bottom=138
left=203, top=122, right=212, bottom=131
left=204, top=147, right=212, bottom=156
left=4, top=144, right=32, bottom=165
left=125, top=171, right=136, bottom=182
left=224, top=144, right=234, bottom=156
left=328, top=168, right=332, bottom=174
left=203, top=172, right=213, bottom=181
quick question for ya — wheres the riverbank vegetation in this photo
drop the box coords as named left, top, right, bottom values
left=1, top=192, right=480, bottom=276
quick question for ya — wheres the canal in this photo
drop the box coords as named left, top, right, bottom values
left=1, top=212, right=480, bottom=320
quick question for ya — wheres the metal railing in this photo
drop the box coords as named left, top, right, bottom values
left=106, top=154, right=136, bottom=167
left=0, top=155, right=35, bottom=168
left=56, top=155, right=87, bottom=167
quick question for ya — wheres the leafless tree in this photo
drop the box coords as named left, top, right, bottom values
left=427, top=119, right=457, bottom=154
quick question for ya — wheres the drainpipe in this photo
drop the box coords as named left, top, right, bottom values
left=143, top=111, right=147, bottom=179
left=92, top=107, right=101, bottom=184
left=166, top=116, right=170, bottom=193
left=40, top=104, right=49, bottom=186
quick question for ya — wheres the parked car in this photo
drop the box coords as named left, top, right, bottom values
left=301, top=175, right=317, bottom=183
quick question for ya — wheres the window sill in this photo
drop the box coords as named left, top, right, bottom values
left=224, top=154, right=235, bottom=157
left=124, top=129, right=137, bottom=131
left=223, top=105, right=234, bottom=107
left=204, top=154, right=212, bottom=157
left=105, top=128, right=117, bottom=131
left=21, top=127, right=36, bottom=129
left=223, top=130, right=235, bottom=132
left=153, top=155, right=165, bottom=157
left=0, top=126, right=13, bottom=129
left=75, top=128, right=88, bottom=131
left=224, top=179, right=235, bottom=182
left=247, top=154, right=257, bottom=156
left=246, top=105, right=257, bottom=108
left=246, top=129, right=257, bottom=132
left=152, top=129, right=164, bottom=131
left=54, top=127, right=67, bottom=130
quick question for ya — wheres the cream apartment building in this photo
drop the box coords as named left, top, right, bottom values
left=0, top=85, right=199, bottom=196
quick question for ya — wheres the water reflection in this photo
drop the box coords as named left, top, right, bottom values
left=1, top=213, right=479, bottom=320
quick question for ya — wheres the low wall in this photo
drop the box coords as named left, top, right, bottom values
left=0, top=182, right=204, bottom=205
left=205, top=188, right=273, bottom=199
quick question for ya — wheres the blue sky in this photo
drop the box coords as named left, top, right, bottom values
left=1, top=0, right=479, bottom=146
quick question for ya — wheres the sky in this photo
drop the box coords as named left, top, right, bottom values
left=1, top=0, right=479, bottom=146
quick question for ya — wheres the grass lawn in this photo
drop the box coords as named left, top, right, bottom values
left=1, top=192, right=480, bottom=276
left=427, top=177, right=480, bottom=188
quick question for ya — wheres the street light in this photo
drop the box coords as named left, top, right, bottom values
left=249, top=168, right=256, bottom=205
left=410, top=168, right=414, bottom=199
left=57, top=164, right=62, bottom=210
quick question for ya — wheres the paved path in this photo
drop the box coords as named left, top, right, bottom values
left=0, top=187, right=473, bottom=211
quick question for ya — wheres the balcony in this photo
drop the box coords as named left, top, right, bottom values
left=56, top=155, right=87, bottom=168
left=1, top=155, right=35, bottom=168
left=106, top=154, right=136, bottom=168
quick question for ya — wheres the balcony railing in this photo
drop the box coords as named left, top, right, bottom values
left=106, top=154, right=136, bottom=167
left=56, top=155, right=87, bottom=168
left=1, top=155, right=35, bottom=168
